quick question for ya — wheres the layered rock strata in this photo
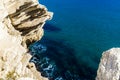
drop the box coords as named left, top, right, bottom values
left=96, top=48, right=120, bottom=80
left=0, top=0, right=52, bottom=80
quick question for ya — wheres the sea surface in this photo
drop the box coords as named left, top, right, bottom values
left=30, top=0, right=120, bottom=80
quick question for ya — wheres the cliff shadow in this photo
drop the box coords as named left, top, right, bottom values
left=43, top=23, right=62, bottom=32
left=29, top=37, right=97, bottom=80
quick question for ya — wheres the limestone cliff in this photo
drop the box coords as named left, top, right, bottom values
left=96, top=48, right=120, bottom=80
left=0, top=0, right=53, bottom=80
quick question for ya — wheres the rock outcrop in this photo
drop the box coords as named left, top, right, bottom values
left=96, top=48, right=120, bottom=80
left=0, top=0, right=53, bottom=80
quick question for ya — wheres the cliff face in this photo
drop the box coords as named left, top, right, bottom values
left=96, top=48, right=120, bottom=80
left=0, top=0, right=52, bottom=80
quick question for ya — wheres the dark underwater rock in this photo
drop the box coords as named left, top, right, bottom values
left=29, top=38, right=96, bottom=80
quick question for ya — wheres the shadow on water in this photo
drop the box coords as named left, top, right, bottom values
left=29, top=37, right=97, bottom=80
left=43, top=23, right=62, bottom=32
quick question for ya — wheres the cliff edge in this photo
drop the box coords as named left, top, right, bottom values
left=96, top=48, right=120, bottom=80
left=0, top=0, right=52, bottom=80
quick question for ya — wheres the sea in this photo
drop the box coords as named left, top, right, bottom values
left=29, top=0, right=120, bottom=80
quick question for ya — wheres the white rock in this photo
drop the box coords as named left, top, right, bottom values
left=18, top=77, right=35, bottom=80
left=0, top=0, right=52, bottom=79
left=96, top=48, right=120, bottom=80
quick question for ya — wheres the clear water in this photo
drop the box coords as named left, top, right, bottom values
left=30, top=0, right=120, bottom=80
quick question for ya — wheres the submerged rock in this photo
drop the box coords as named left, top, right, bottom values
left=96, top=48, right=120, bottom=80
left=0, top=0, right=52, bottom=79
left=30, top=39, right=83, bottom=80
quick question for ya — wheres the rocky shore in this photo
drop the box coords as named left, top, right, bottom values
left=96, top=48, right=120, bottom=80
left=0, top=0, right=52, bottom=79
left=0, top=0, right=119, bottom=80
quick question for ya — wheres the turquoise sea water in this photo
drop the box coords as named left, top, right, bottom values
left=30, top=0, right=120, bottom=80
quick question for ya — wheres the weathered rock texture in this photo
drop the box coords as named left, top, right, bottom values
left=96, top=48, right=120, bottom=80
left=0, top=0, right=52, bottom=80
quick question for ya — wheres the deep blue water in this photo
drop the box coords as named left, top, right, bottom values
left=30, top=0, right=120, bottom=80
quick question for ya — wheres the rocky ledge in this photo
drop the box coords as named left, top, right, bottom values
left=0, top=0, right=52, bottom=80
left=96, top=48, right=120, bottom=80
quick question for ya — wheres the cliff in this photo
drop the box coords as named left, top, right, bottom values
left=96, top=48, right=120, bottom=80
left=0, top=0, right=53, bottom=80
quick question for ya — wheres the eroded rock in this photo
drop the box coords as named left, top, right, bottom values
left=96, top=48, right=120, bottom=80
left=0, top=0, right=53, bottom=79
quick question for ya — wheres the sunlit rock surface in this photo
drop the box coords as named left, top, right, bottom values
left=96, top=48, right=120, bottom=80
left=0, top=0, right=52, bottom=79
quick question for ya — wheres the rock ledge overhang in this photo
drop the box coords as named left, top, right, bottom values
left=0, top=0, right=53, bottom=80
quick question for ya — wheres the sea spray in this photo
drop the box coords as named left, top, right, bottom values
left=29, top=39, right=90, bottom=80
